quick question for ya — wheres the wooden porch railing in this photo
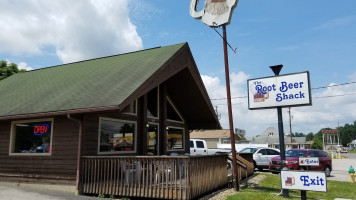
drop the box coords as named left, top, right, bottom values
left=80, top=154, right=227, bottom=200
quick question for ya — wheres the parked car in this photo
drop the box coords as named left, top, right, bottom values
left=239, top=147, right=280, bottom=171
left=269, top=149, right=332, bottom=177
left=340, top=147, right=348, bottom=153
left=189, top=139, right=232, bottom=155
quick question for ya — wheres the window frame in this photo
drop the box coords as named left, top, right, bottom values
left=9, top=118, right=54, bottom=156
left=97, top=117, right=137, bottom=155
left=196, top=141, right=205, bottom=148
left=122, top=100, right=138, bottom=116
left=147, top=87, right=159, bottom=119
left=166, top=126, right=185, bottom=152
left=167, top=97, right=184, bottom=123
left=258, top=149, right=267, bottom=155
left=147, top=122, right=159, bottom=155
left=267, top=149, right=279, bottom=155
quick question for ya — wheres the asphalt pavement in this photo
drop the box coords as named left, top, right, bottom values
left=328, top=153, right=356, bottom=182
left=0, top=181, right=99, bottom=200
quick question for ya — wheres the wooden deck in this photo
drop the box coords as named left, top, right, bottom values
left=80, top=154, right=228, bottom=200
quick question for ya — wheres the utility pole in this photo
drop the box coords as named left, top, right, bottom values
left=337, top=121, right=340, bottom=146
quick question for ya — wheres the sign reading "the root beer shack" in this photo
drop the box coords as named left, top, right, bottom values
left=247, top=71, right=312, bottom=110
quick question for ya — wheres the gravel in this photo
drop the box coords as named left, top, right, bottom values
left=198, top=173, right=266, bottom=200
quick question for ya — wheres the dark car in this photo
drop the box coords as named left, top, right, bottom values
left=269, top=149, right=332, bottom=177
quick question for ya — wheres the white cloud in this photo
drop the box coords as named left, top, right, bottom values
left=313, top=16, right=356, bottom=31
left=202, top=72, right=356, bottom=137
left=4, top=60, right=33, bottom=71
left=18, top=62, right=33, bottom=71
left=0, top=0, right=143, bottom=63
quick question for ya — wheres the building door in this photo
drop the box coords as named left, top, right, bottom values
left=147, top=123, right=159, bottom=155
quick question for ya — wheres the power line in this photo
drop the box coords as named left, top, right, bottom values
left=214, top=92, right=356, bottom=106
left=313, top=92, right=356, bottom=99
left=311, top=81, right=356, bottom=90
left=210, top=81, right=356, bottom=101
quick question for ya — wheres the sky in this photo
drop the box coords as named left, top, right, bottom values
left=1, top=0, right=356, bottom=137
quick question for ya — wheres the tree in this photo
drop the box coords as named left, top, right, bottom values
left=311, top=137, right=323, bottom=150
left=306, top=132, right=314, bottom=141
left=0, top=60, right=26, bottom=81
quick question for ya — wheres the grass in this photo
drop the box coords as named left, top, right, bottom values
left=227, top=173, right=356, bottom=200
left=349, top=149, right=356, bottom=153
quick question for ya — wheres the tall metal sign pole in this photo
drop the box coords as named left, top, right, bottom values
left=270, top=64, right=289, bottom=198
left=190, top=0, right=240, bottom=191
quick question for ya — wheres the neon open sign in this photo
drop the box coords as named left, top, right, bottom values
left=34, top=124, right=49, bottom=135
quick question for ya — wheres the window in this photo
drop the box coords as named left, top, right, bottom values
left=122, top=100, right=137, bottom=115
left=147, top=123, right=158, bottom=155
left=285, top=150, right=306, bottom=157
left=98, top=118, right=136, bottom=153
left=147, top=88, right=158, bottom=118
left=10, top=119, right=53, bottom=155
left=306, top=151, right=317, bottom=157
left=166, top=127, right=184, bottom=150
left=240, top=148, right=258, bottom=153
left=258, top=149, right=267, bottom=155
left=267, top=149, right=279, bottom=155
left=189, top=140, right=194, bottom=148
left=318, top=151, right=328, bottom=157
left=196, top=141, right=204, bottom=148
left=167, top=98, right=183, bottom=122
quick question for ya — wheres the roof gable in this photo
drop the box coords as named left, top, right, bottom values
left=0, top=43, right=185, bottom=118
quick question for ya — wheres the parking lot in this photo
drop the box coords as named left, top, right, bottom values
left=258, top=152, right=356, bottom=182
left=328, top=153, right=356, bottom=182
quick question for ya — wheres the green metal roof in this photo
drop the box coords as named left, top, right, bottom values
left=0, top=43, right=186, bottom=118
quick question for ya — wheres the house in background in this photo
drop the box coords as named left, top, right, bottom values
left=252, top=127, right=311, bottom=150
left=0, top=43, right=225, bottom=199
left=348, top=139, right=356, bottom=149
left=190, top=129, right=244, bottom=148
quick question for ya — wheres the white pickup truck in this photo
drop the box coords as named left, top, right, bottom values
left=190, top=139, right=232, bottom=155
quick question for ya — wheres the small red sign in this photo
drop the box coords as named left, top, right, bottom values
left=34, top=124, right=49, bottom=135
left=322, top=129, right=338, bottom=134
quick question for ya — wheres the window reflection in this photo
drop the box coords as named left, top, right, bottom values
left=99, top=118, right=135, bottom=152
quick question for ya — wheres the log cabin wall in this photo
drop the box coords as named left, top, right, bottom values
left=0, top=85, right=188, bottom=182
left=0, top=116, right=79, bottom=181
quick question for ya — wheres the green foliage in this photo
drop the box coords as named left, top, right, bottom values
left=338, top=123, right=356, bottom=146
left=0, top=60, right=26, bottom=81
left=310, top=122, right=356, bottom=147
left=227, top=173, right=356, bottom=200
left=306, top=132, right=314, bottom=141
left=311, top=137, right=323, bottom=149
left=98, top=193, right=106, bottom=198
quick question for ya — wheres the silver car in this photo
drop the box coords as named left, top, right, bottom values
left=240, top=147, right=280, bottom=171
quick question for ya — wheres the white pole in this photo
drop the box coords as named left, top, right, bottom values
left=323, top=132, right=325, bottom=150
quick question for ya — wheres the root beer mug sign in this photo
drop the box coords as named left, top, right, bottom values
left=247, top=72, right=312, bottom=110
left=190, top=0, right=239, bottom=27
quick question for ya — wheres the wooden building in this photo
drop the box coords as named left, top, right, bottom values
left=0, top=43, right=227, bottom=199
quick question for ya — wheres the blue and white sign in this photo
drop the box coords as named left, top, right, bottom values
left=281, top=171, right=327, bottom=192
left=247, top=72, right=312, bottom=109
left=299, top=157, right=319, bottom=166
